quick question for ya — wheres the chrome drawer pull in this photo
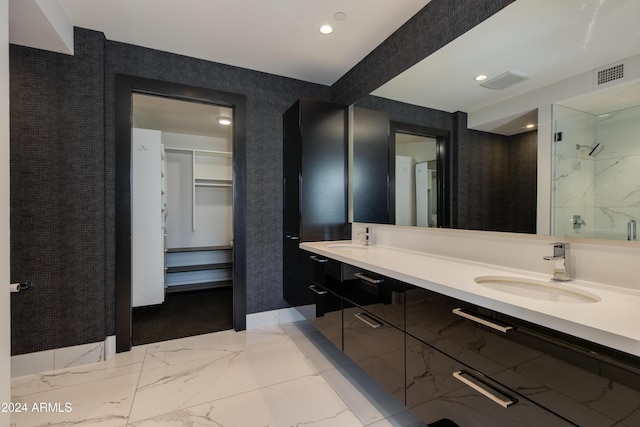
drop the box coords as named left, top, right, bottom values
left=309, top=255, right=328, bottom=263
left=354, top=312, right=383, bottom=329
left=354, top=272, right=384, bottom=284
left=308, top=285, right=327, bottom=295
left=453, top=370, right=516, bottom=408
left=452, top=308, right=514, bottom=334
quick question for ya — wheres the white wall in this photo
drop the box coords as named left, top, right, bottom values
left=1, top=0, right=12, bottom=422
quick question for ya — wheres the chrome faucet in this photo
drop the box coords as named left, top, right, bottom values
left=543, top=242, right=571, bottom=281
left=356, top=226, right=370, bottom=245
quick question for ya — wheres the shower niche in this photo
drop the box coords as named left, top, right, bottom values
left=552, top=102, right=640, bottom=240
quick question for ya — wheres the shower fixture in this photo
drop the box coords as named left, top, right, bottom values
left=576, top=142, right=602, bottom=157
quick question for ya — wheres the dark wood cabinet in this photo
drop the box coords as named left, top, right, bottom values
left=303, top=252, right=343, bottom=350
left=406, top=334, right=575, bottom=427
left=283, top=98, right=348, bottom=241
left=303, top=257, right=640, bottom=426
left=282, top=98, right=349, bottom=307
left=352, top=107, right=391, bottom=224
left=404, top=284, right=640, bottom=427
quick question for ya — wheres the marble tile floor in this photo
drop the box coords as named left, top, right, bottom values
left=10, top=321, right=424, bottom=427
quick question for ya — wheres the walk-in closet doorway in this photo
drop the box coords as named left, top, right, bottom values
left=115, top=76, right=247, bottom=352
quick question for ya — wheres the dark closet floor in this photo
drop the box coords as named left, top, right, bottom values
left=132, top=286, right=233, bottom=346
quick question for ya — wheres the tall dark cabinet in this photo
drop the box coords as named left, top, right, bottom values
left=352, top=107, right=391, bottom=224
left=283, top=98, right=348, bottom=306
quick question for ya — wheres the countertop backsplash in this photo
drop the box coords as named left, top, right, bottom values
left=352, top=223, right=640, bottom=292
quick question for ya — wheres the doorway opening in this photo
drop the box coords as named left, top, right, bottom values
left=390, top=121, right=450, bottom=228
left=131, top=94, right=234, bottom=345
left=115, top=75, right=247, bottom=353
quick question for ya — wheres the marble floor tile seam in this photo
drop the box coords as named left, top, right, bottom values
left=139, top=327, right=291, bottom=352
left=138, top=335, right=296, bottom=372
left=133, top=336, right=319, bottom=385
left=137, top=326, right=293, bottom=355
left=126, top=371, right=336, bottom=425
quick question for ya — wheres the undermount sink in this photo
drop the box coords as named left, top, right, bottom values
left=474, top=275, right=600, bottom=304
left=327, top=243, right=367, bottom=250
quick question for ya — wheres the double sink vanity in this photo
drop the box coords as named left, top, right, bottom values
left=298, top=233, right=640, bottom=427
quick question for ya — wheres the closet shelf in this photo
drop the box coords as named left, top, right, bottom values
left=166, top=262, right=232, bottom=273
left=195, top=178, right=232, bottom=188
left=165, top=147, right=232, bottom=158
left=167, top=245, right=232, bottom=252
left=165, top=280, right=232, bottom=293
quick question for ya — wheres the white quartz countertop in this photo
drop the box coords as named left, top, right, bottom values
left=300, top=240, right=640, bottom=358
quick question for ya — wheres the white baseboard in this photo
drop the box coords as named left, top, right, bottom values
left=245, top=305, right=314, bottom=330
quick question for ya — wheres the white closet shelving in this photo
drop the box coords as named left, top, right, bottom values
left=165, top=147, right=232, bottom=231
left=163, top=134, right=233, bottom=292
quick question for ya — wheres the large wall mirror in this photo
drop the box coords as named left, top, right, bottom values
left=351, top=0, right=640, bottom=242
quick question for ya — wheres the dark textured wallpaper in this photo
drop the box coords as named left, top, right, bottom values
left=454, top=113, right=537, bottom=233
left=10, top=28, right=329, bottom=355
left=104, top=40, right=331, bottom=336
left=10, top=29, right=107, bottom=354
left=9, top=0, right=513, bottom=354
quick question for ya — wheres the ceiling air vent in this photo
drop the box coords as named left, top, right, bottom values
left=594, top=62, right=626, bottom=88
left=480, top=71, right=531, bottom=90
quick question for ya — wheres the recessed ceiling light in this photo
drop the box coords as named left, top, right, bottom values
left=319, top=25, right=333, bottom=35
left=474, top=74, right=488, bottom=81
left=217, top=116, right=232, bottom=125
left=526, top=123, right=535, bottom=129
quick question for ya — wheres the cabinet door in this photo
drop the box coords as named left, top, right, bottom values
left=352, top=107, right=391, bottom=224
left=406, top=334, right=575, bottom=427
left=299, top=99, right=347, bottom=241
left=343, top=305, right=405, bottom=404
left=283, top=102, right=301, bottom=236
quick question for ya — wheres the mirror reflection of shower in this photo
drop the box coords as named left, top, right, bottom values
left=575, top=142, right=603, bottom=157
left=395, top=133, right=437, bottom=227
left=552, top=99, right=640, bottom=241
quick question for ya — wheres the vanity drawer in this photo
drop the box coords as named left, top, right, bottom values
left=405, top=284, right=640, bottom=427
left=405, top=285, right=542, bottom=374
left=343, top=305, right=405, bottom=404
left=342, top=266, right=405, bottom=329
left=406, top=334, right=575, bottom=427
left=307, top=279, right=343, bottom=351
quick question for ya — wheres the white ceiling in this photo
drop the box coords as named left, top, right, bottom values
left=132, top=94, right=233, bottom=138
left=10, top=0, right=431, bottom=86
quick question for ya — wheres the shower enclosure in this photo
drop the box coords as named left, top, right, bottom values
left=552, top=104, right=640, bottom=240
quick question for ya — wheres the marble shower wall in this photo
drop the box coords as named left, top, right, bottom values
left=553, top=104, right=640, bottom=240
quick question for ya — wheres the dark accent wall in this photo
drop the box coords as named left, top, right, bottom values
left=454, top=113, right=537, bottom=233
left=507, top=130, right=537, bottom=233
left=9, top=0, right=515, bottom=354
left=104, top=40, right=331, bottom=333
left=9, top=29, right=107, bottom=353
left=9, top=28, right=330, bottom=355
